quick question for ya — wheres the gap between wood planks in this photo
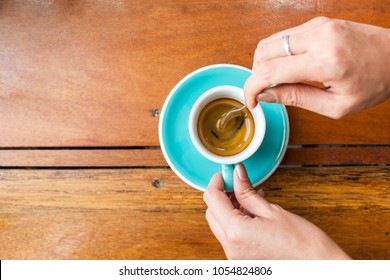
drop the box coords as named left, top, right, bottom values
left=0, top=145, right=389, bottom=168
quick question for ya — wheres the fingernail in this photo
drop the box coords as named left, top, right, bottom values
left=256, top=91, right=277, bottom=103
left=235, top=163, right=248, bottom=180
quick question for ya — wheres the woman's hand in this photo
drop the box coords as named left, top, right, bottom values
left=244, top=17, right=390, bottom=119
left=203, top=163, right=351, bottom=259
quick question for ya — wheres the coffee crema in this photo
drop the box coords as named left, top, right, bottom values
left=197, top=98, right=255, bottom=156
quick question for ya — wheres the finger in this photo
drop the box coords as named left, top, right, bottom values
left=257, top=189, right=265, bottom=197
left=256, top=83, right=343, bottom=118
left=253, top=17, right=330, bottom=64
left=259, top=16, right=330, bottom=46
left=234, top=163, right=272, bottom=217
left=205, top=208, right=226, bottom=244
left=228, top=192, right=240, bottom=209
left=206, top=209, right=240, bottom=259
left=242, top=208, right=255, bottom=217
left=254, top=32, right=308, bottom=65
left=242, top=189, right=265, bottom=216
left=244, top=54, right=322, bottom=109
left=203, top=173, right=238, bottom=224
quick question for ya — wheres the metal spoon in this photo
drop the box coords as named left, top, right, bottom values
left=216, top=105, right=246, bottom=131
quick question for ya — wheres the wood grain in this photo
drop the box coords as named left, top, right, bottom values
left=281, top=146, right=390, bottom=166
left=0, top=146, right=389, bottom=167
left=0, top=148, right=169, bottom=167
left=0, top=167, right=389, bottom=260
left=0, top=1, right=389, bottom=147
left=0, top=0, right=389, bottom=263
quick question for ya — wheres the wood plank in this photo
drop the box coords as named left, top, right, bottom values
left=0, top=167, right=389, bottom=259
left=282, top=146, right=390, bottom=166
left=0, top=1, right=389, bottom=147
left=0, top=149, right=168, bottom=167
left=286, top=103, right=390, bottom=145
left=0, top=147, right=389, bottom=167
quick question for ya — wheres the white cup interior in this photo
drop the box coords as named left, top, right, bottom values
left=188, top=85, right=266, bottom=165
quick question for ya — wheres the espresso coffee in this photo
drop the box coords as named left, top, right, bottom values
left=197, top=98, right=255, bottom=156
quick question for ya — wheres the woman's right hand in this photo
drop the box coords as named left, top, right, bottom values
left=244, top=17, right=390, bottom=119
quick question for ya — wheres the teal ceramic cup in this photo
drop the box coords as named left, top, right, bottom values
left=188, top=85, right=266, bottom=192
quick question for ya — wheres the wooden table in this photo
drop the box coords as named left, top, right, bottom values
left=0, top=1, right=389, bottom=260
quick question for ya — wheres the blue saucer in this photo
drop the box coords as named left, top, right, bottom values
left=159, top=64, right=289, bottom=191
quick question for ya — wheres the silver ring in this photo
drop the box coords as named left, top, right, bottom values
left=282, top=34, right=292, bottom=56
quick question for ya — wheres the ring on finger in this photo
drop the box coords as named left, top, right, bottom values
left=282, top=34, right=293, bottom=56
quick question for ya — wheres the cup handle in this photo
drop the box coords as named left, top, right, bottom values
left=222, top=164, right=235, bottom=192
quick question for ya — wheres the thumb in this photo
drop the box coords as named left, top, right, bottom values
left=256, top=83, right=341, bottom=118
left=234, top=163, right=272, bottom=217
